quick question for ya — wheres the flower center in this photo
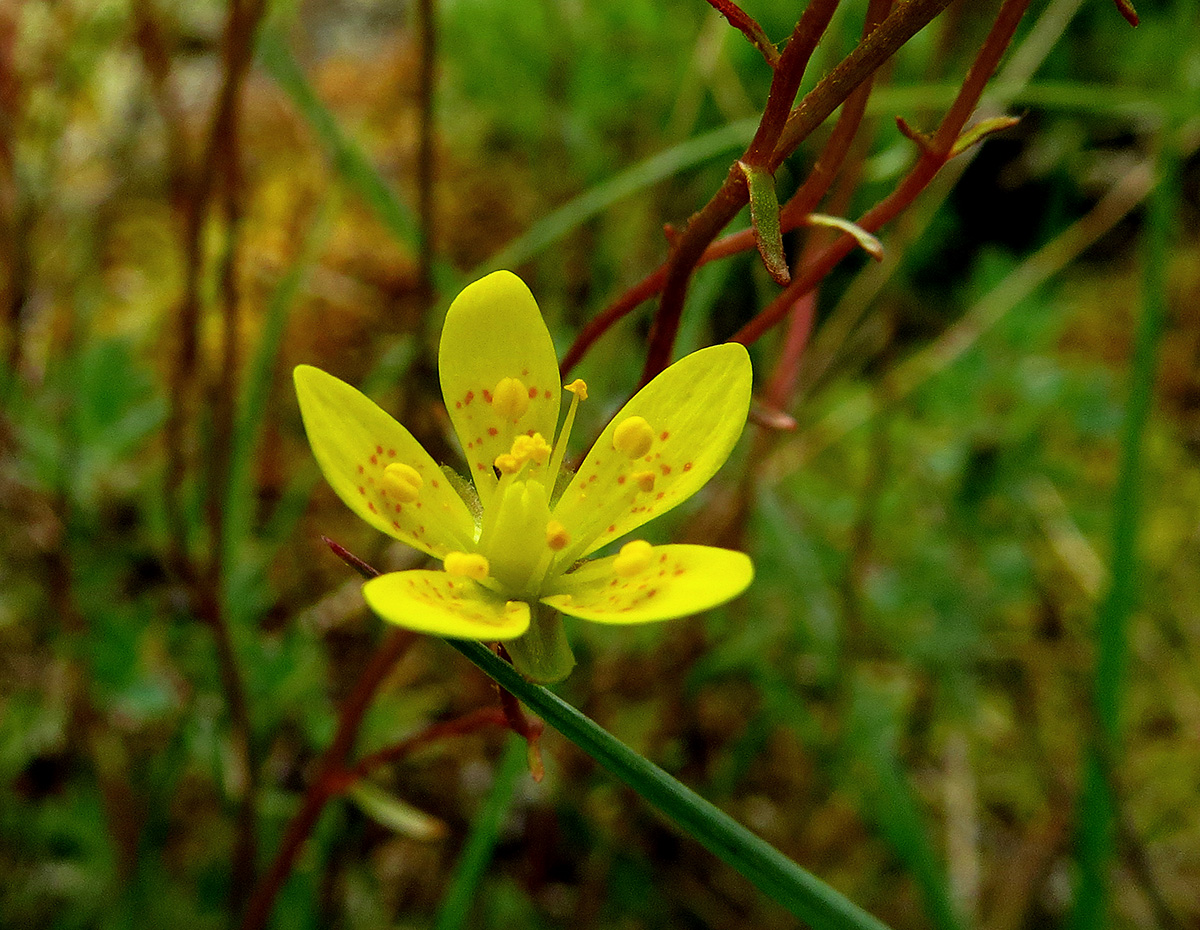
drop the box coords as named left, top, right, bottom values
left=473, top=379, right=588, bottom=596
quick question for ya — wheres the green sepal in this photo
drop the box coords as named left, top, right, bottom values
left=739, top=161, right=790, bottom=286
left=503, top=605, right=576, bottom=684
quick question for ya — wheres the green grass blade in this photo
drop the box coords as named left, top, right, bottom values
left=1070, top=140, right=1176, bottom=930
left=257, top=29, right=420, bottom=251
left=433, top=737, right=526, bottom=930
left=222, top=200, right=333, bottom=573
left=472, top=119, right=757, bottom=278
left=448, top=639, right=895, bottom=930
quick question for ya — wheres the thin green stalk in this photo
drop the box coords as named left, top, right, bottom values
left=448, top=639, right=895, bottom=930
left=433, top=737, right=526, bottom=930
left=1070, top=139, right=1175, bottom=930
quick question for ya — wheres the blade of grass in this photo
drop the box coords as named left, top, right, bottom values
left=1070, top=133, right=1176, bottom=930
left=222, top=198, right=333, bottom=574
left=433, top=737, right=527, bottom=930
left=448, top=639, right=895, bottom=930
left=472, top=119, right=757, bottom=279
left=256, top=28, right=462, bottom=294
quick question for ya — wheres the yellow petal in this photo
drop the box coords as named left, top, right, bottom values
left=363, top=571, right=531, bottom=639
left=542, top=544, right=753, bottom=624
left=438, top=272, right=561, bottom=502
left=551, top=343, right=751, bottom=564
left=294, top=365, right=475, bottom=558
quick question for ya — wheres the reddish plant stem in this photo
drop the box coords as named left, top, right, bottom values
left=734, top=0, right=1032, bottom=346
left=415, top=0, right=437, bottom=304
left=238, top=626, right=417, bottom=930
left=564, top=0, right=956, bottom=379
left=243, top=542, right=545, bottom=929
left=703, top=0, right=780, bottom=68
left=642, top=0, right=840, bottom=385
left=340, top=708, right=509, bottom=787
left=765, top=0, right=894, bottom=411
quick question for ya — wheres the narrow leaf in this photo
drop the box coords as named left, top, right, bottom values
left=803, top=213, right=884, bottom=261
left=449, top=639, right=895, bottom=930
left=739, top=161, right=791, bottom=286
left=348, top=781, right=448, bottom=841
left=950, top=115, right=1021, bottom=158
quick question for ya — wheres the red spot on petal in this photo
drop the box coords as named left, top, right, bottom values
left=432, top=480, right=439, bottom=488
left=617, top=475, right=626, bottom=485
left=476, top=463, right=486, bottom=471
left=527, top=429, right=535, bottom=437
left=607, top=524, right=616, bottom=533
left=660, top=431, right=669, bottom=441
left=544, top=389, right=552, bottom=399
left=368, top=502, right=377, bottom=512
left=482, top=389, right=492, bottom=403
left=528, top=385, right=538, bottom=398
left=660, top=554, right=668, bottom=563
left=456, top=401, right=462, bottom=409
left=661, top=465, right=672, bottom=475
left=683, top=462, right=693, bottom=471
left=522, top=368, right=529, bottom=376
left=357, top=464, right=364, bottom=474
left=376, top=445, right=383, bottom=454
left=467, top=441, right=474, bottom=449
left=370, top=455, right=377, bottom=465
left=392, top=520, right=401, bottom=529
left=488, top=427, right=498, bottom=436
left=465, top=391, right=475, bottom=405
left=387, top=448, right=396, bottom=457
left=395, top=503, right=402, bottom=513
left=358, top=486, right=365, bottom=495
left=656, top=492, right=665, bottom=500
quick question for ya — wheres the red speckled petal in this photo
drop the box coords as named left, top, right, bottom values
left=295, top=365, right=475, bottom=558
left=542, top=544, right=753, bottom=623
left=439, top=272, right=561, bottom=502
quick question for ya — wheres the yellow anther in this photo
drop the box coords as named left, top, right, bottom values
left=494, top=453, right=522, bottom=475
left=493, top=377, right=530, bottom=421
left=633, top=470, right=656, bottom=493
left=545, top=519, right=571, bottom=551
left=614, top=540, right=654, bottom=577
left=511, top=432, right=552, bottom=466
left=383, top=462, right=423, bottom=502
left=444, top=551, right=490, bottom=580
left=613, top=416, right=654, bottom=459
left=564, top=379, right=588, bottom=401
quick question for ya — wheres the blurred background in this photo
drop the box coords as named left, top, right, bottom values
left=1, top=0, right=1199, bottom=927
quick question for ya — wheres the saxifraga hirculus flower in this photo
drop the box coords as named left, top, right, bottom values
left=295, top=271, right=753, bottom=681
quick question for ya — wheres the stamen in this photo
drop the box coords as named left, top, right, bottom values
left=614, top=540, right=653, bottom=577
left=493, top=377, right=530, bottom=422
left=545, top=380, right=587, bottom=496
left=494, top=453, right=522, bottom=475
left=512, top=433, right=552, bottom=466
left=613, top=416, right=653, bottom=459
left=632, top=470, right=656, bottom=493
left=545, top=519, right=570, bottom=551
left=383, top=462, right=423, bottom=502
left=444, top=551, right=490, bottom=580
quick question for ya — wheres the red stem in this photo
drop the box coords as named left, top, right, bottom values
left=734, top=0, right=1032, bottom=346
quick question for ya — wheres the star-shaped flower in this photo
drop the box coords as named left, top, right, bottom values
left=295, top=271, right=753, bottom=681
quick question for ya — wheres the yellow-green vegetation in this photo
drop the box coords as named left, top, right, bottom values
left=1, top=1, right=1198, bottom=930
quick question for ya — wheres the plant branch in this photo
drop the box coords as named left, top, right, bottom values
left=703, top=0, right=780, bottom=68
left=734, top=0, right=1031, bottom=346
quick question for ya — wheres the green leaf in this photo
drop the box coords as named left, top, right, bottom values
left=739, top=160, right=790, bottom=286
left=448, top=639, right=895, bottom=930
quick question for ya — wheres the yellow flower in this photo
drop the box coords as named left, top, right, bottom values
left=295, top=271, right=753, bottom=681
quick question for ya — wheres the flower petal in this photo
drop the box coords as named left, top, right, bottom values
left=439, top=272, right=562, bottom=501
left=294, top=365, right=475, bottom=558
left=363, top=571, right=531, bottom=639
left=551, top=343, right=751, bottom=562
left=542, top=544, right=753, bottom=624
